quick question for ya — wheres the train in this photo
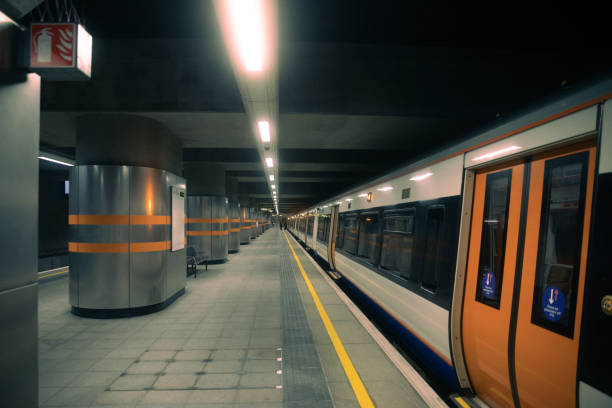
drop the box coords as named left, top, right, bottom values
left=287, top=77, right=612, bottom=408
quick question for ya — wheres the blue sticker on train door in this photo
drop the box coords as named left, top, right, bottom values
left=542, top=286, right=565, bottom=322
left=481, top=270, right=496, bottom=299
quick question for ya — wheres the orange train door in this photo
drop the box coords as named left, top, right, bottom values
left=462, top=142, right=596, bottom=408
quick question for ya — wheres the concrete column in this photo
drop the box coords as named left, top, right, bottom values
left=0, top=23, right=40, bottom=406
left=70, top=114, right=186, bottom=317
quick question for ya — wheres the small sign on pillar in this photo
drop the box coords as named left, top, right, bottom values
left=30, top=23, right=92, bottom=80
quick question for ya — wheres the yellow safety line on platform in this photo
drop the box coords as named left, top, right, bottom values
left=283, top=231, right=374, bottom=408
left=454, top=397, right=470, bottom=408
left=38, top=269, right=68, bottom=280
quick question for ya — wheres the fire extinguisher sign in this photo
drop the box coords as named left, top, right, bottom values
left=30, top=23, right=76, bottom=68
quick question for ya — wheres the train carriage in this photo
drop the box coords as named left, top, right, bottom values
left=288, top=78, right=612, bottom=408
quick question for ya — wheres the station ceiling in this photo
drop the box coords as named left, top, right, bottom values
left=35, top=0, right=612, bottom=213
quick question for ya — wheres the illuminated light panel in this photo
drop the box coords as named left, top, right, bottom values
left=345, top=198, right=353, bottom=202
left=269, top=175, right=274, bottom=181
left=227, top=0, right=265, bottom=71
left=358, top=193, right=368, bottom=197
left=0, top=11, right=17, bottom=25
left=38, top=156, right=74, bottom=167
left=472, top=145, right=521, bottom=162
left=377, top=186, right=393, bottom=191
left=265, top=157, right=274, bottom=167
left=335, top=201, right=342, bottom=205
left=271, top=184, right=276, bottom=189
left=410, top=172, right=433, bottom=181
left=258, top=120, right=271, bottom=142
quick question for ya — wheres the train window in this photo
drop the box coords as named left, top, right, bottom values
left=357, top=213, right=380, bottom=264
left=531, top=152, right=588, bottom=338
left=421, top=206, right=445, bottom=293
left=343, top=216, right=358, bottom=254
left=475, top=169, right=512, bottom=309
left=307, top=216, right=314, bottom=236
left=380, top=209, right=416, bottom=280
left=336, top=215, right=345, bottom=248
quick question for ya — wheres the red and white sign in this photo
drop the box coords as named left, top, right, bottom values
left=30, top=23, right=76, bottom=68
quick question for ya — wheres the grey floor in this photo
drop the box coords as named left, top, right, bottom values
left=38, top=229, right=427, bottom=407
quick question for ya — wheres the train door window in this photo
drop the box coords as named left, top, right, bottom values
left=337, top=215, right=345, bottom=248
left=380, top=209, right=416, bottom=280
left=357, top=213, right=380, bottom=264
left=421, top=206, right=445, bottom=293
left=475, top=169, right=512, bottom=308
left=531, top=152, right=588, bottom=338
left=343, top=216, right=358, bottom=254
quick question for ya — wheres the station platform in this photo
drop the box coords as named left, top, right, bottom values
left=38, top=229, right=442, bottom=408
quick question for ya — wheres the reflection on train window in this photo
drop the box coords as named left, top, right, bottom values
left=343, top=216, right=359, bottom=254
left=380, top=209, right=416, bottom=280
left=475, top=169, right=512, bottom=309
left=336, top=215, right=345, bottom=248
left=357, top=214, right=380, bottom=264
left=422, top=206, right=445, bottom=293
left=307, top=216, right=314, bottom=236
left=318, top=215, right=330, bottom=243
left=531, top=152, right=588, bottom=338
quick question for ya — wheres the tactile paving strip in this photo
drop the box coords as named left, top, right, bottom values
left=280, top=245, right=333, bottom=407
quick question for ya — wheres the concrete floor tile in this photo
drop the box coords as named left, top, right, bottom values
left=234, top=388, right=282, bottom=403
left=153, top=374, right=198, bottom=389
left=94, top=390, right=146, bottom=405
left=243, top=359, right=280, bottom=373
left=246, top=349, right=278, bottom=360
left=107, top=348, right=147, bottom=359
left=149, top=338, right=186, bottom=350
left=39, top=370, right=81, bottom=387
left=139, top=351, right=176, bottom=361
left=239, top=372, right=281, bottom=388
left=203, top=359, right=242, bottom=373
left=175, top=350, right=211, bottom=361
left=39, top=387, right=62, bottom=404
left=44, top=386, right=104, bottom=406
left=69, top=370, right=122, bottom=387
left=164, top=361, right=205, bottom=374
left=187, top=389, right=236, bottom=404
left=110, top=374, right=157, bottom=390
left=210, top=349, right=246, bottom=360
left=140, top=390, right=193, bottom=404
left=127, top=361, right=168, bottom=374
left=53, top=358, right=98, bottom=372
left=194, top=374, right=239, bottom=389
left=91, top=358, right=135, bottom=372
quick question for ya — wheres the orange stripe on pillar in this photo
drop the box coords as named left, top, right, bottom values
left=186, top=231, right=229, bottom=236
left=186, top=218, right=229, bottom=223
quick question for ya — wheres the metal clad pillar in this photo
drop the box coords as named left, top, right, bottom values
left=228, top=201, right=240, bottom=253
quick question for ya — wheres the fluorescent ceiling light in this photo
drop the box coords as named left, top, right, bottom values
left=473, top=145, right=521, bottom=162
left=358, top=193, right=368, bottom=197
left=335, top=201, right=342, bottom=205
left=269, top=175, right=274, bottom=181
left=410, top=172, right=433, bottom=181
left=377, top=186, right=393, bottom=191
left=39, top=156, right=74, bottom=167
left=0, top=11, right=17, bottom=25
left=258, top=120, right=270, bottom=142
left=345, top=198, right=353, bottom=202
left=227, top=0, right=265, bottom=71
left=271, top=184, right=276, bottom=189
left=265, top=157, right=274, bottom=168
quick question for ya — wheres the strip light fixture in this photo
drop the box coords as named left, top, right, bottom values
left=38, top=155, right=75, bottom=167
left=269, top=175, right=274, bottom=181
left=410, top=172, right=433, bottom=181
left=258, top=120, right=271, bottom=142
left=227, top=0, right=265, bottom=71
left=472, top=145, right=521, bottom=162
left=265, top=157, right=274, bottom=168
left=377, top=186, right=393, bottom=191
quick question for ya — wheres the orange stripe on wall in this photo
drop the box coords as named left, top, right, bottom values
left=69, top=214, right=170, bottom=225
left=69, top=241, right=171, bottom=253
left=186, top=218, right=229, bottom=224
left=68, top=242, right=129, bottom=253
left=228, top=228, right=240, bottom=232
left=130, top=215, right=170, bottom=225
left=130, top=241, right=171, bottom=252
left=186, top=230, right=229, bottom=236
left=229, top=218, right=241, bottom=222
